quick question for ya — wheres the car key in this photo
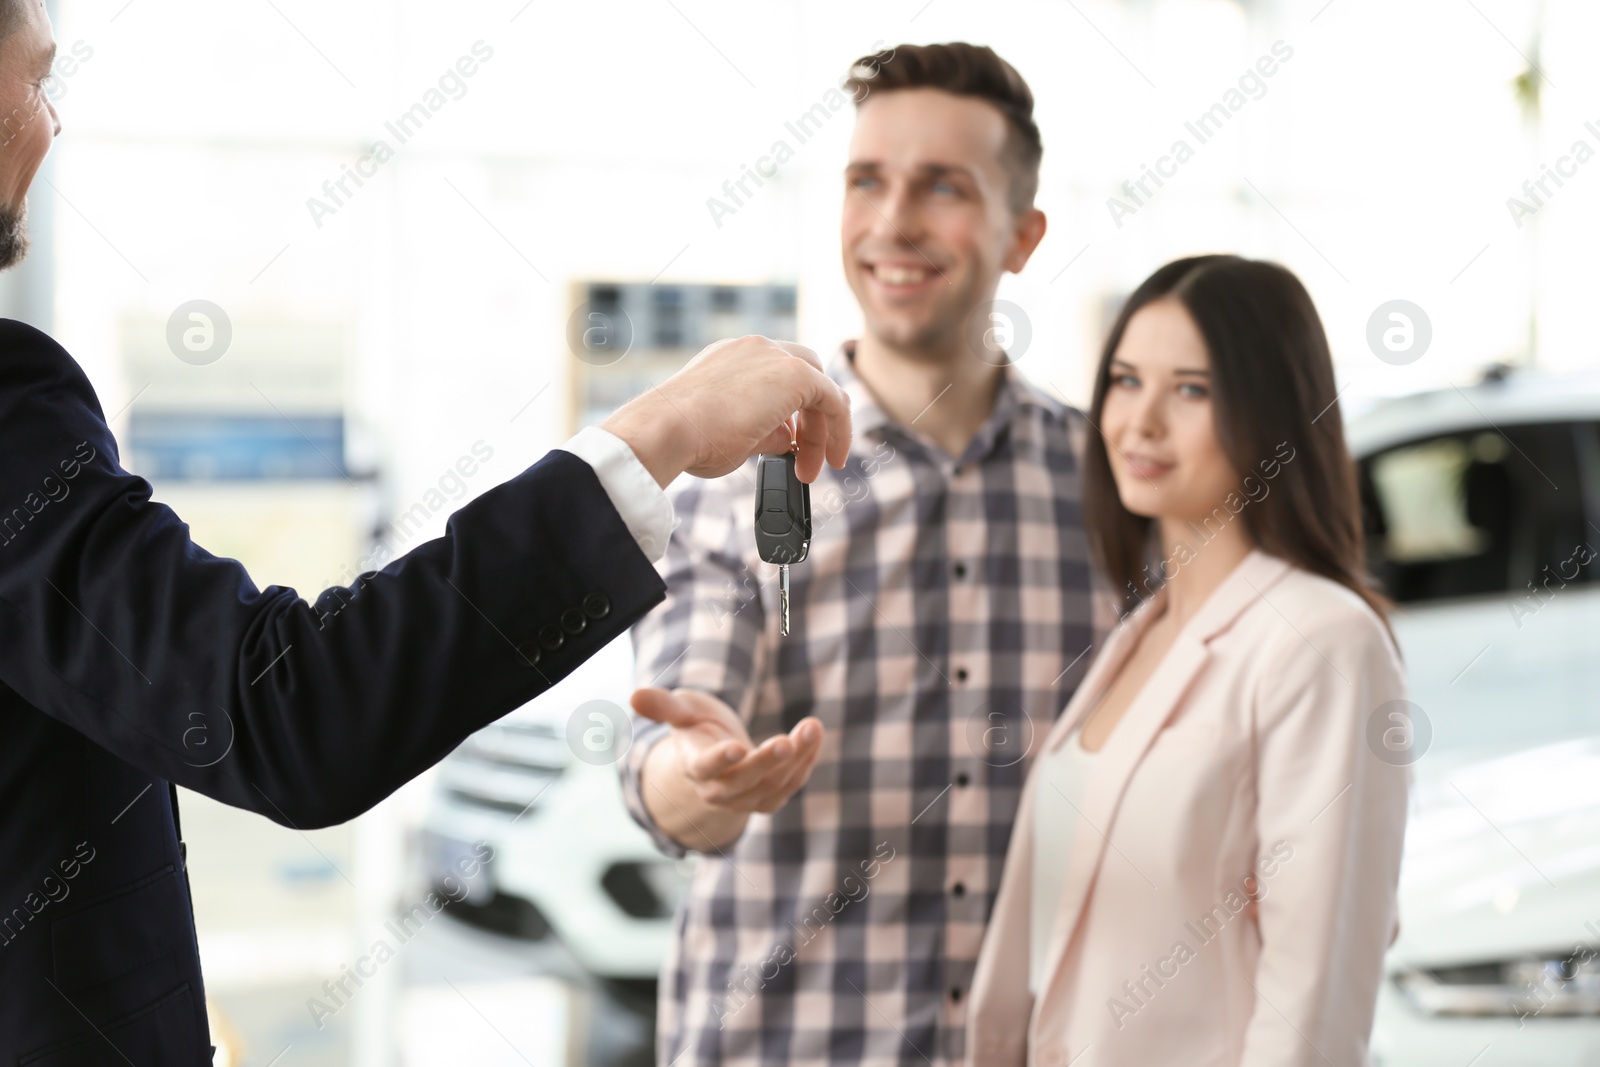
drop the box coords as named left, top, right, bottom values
left=754, top=450, right=812, bottom=637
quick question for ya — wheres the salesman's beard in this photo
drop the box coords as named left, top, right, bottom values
left=0, top=201, right=29, bottom=271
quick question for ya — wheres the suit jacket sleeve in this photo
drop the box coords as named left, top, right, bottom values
left=0, top=320, right=667, bottom=829
left=1239, top=604, right=1410, bottom=1066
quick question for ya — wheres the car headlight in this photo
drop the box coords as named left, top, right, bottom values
left=1396, top=954, right=1600, bottom=1017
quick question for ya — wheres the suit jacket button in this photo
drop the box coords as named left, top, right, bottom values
left=538, top=625, right=565, bottom=652
left=583, top=592, right=612, bottom=620
left=561, top=608, right=588, bottom=636
left=515, top=640, right=542, bottom=668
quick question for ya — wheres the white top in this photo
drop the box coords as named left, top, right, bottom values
left=561, top=426, right=676, bottom=562
left=1030, top=724, right=1099, bottom=995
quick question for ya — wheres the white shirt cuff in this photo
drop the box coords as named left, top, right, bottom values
left=561, top=426, right=675, bottom=563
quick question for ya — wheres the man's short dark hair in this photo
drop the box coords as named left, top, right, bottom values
left=843, top=42, right=1043, bottom=214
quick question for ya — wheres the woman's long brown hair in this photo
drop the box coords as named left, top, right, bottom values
left=1082, top=254, right=1390, bottom=625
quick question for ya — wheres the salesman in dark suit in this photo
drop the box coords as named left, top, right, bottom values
left=0, top=1, right=852, bottom=1061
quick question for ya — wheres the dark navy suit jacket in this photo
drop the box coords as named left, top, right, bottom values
left=0, top=320, right=668, bottom=1063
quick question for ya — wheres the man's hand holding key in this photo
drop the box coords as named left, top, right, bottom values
left=601, top=336, right=851, bottom=490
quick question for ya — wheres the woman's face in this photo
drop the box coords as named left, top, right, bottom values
left=1100, top=298, right=1241, bottom=524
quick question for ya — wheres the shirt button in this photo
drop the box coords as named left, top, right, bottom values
left=583, top=592, right=612, bottom=620
left=538, top=625, right=565, bottom=652
left=950, top=987, right=962, bottom=1004
left=952, top=562, right=968, bottom=580
left=561, top=608, right=588, bottom=636
left=955, top=668, right=969, bottom=683
left=952, top=882, right=966, bottom=897
left=956, top=772, right=971, bottom=787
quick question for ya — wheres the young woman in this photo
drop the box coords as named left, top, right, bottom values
left=964, top=255, right=1409, bottom=1067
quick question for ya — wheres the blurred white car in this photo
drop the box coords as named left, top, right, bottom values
left=1350, top=368, right=1600, bottom=1065
left=420, top=634, right=690, bottom=1000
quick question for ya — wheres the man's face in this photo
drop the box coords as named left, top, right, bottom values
left=0, top=0, right=59, bottom=268
left=841, top=88, right=1043, bottom=360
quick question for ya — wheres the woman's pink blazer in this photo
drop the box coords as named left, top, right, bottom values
left=965, top=550, right=1409, bottom=1067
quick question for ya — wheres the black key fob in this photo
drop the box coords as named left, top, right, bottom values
left=754, top=451, right=811, bottom=565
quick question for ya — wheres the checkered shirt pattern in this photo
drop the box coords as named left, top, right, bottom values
left=622, top=346, right=1100, bottom=1067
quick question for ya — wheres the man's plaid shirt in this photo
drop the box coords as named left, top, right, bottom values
left=623, top=347, right=1099, bottom=1066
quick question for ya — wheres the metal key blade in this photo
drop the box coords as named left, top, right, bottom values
left=779, top=564, right=791, bottom=636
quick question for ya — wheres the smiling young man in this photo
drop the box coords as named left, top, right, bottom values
left=622, top=43, right=1100, bottom=1066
